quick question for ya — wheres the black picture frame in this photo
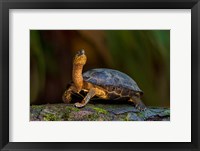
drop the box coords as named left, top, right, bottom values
left=0, top=0, right=199, bottom=151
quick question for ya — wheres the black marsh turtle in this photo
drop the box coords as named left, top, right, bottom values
left=63, top=49, right=146, bottom=111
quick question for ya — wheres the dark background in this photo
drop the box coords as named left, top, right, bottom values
left=30, top=30, right=170, bottom=107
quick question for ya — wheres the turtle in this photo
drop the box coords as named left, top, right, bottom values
left=62, top=49, right=146, bottom=111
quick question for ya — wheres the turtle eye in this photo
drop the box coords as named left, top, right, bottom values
left=80, top=49, right=85, bottom=54
left=76, top=49, right=85, bottom=56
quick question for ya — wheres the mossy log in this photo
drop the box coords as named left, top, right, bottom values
left=30, top=103, right=170, bottom=121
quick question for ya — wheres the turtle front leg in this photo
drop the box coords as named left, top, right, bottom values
left=74, top=87, right=108, bottom=108
left=74, top=88, right=96, bottom=108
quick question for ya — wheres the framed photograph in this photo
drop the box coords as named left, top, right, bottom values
left=0, top=0, right=199, bottom=151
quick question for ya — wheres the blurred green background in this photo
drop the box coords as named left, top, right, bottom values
left=30, top=30, right=170, bottom=107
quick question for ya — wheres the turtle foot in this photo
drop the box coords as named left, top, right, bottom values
left=135, top=102, right=146, bottom=111
left=74, top=102, right=86, bottom=108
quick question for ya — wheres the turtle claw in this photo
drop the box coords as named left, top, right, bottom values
left=135, top=102, right=146, bottom=111
left=74, top=102, right=85, bottom=108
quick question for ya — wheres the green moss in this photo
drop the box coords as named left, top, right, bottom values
left=31, top=105, right=44, bottom=110
left=65, top=106, right=71, bottom=111
left=125, top=114, right=129, bottom=121
left=65, top=106, right=80, bottom=112
left=60, top=111, right=70, bottom=121
left=158, top=109, right=170, bottom=117
left=163, top=109, right=170, bottom=115
left=72, top=107, right=80, bottom=112
left=64, top=107, right=72, bottom=119
left=93, top=107, right=108, bottom=114
left=137, top=112, right=145, bottom=120
left=63, top=106, right=81, bottom=120
left=87, top=113, right=99, bottom=121
left=43, top=113, right=60, bottom=121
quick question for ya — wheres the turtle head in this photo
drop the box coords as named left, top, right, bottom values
left=73, top=49, right=87, bottom=65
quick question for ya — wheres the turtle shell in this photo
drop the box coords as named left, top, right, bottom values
left=83, top=68, right=143, bottom=94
